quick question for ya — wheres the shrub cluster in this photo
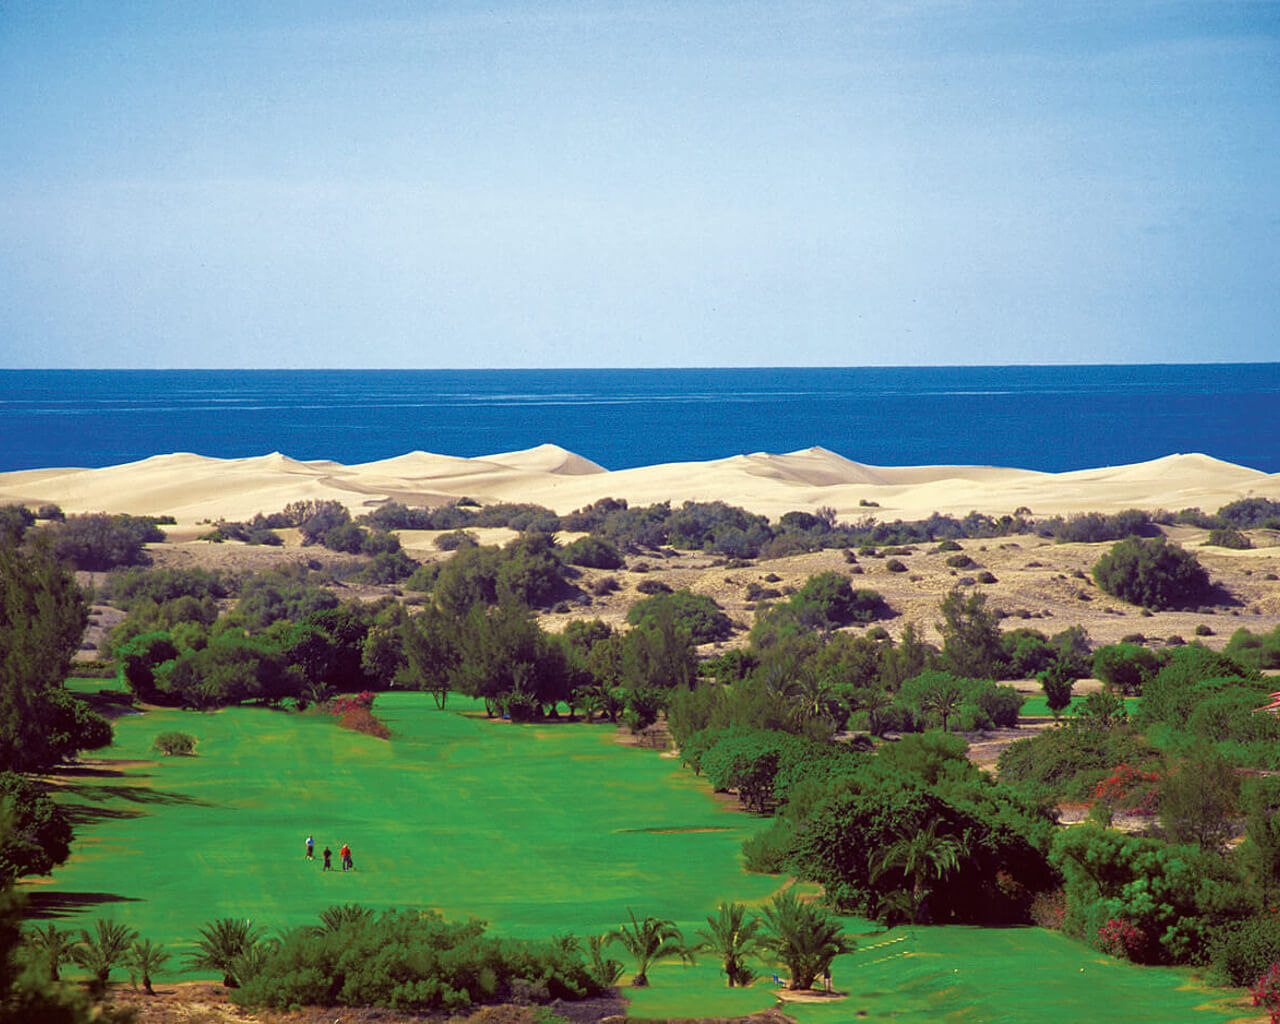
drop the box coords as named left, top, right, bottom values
left=231, top=908, right=600, bottom=1012
left=1091, top=536, right=1211, bottom=610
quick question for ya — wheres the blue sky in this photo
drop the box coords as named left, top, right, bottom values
left=1, top=1, right=1276, bottom=368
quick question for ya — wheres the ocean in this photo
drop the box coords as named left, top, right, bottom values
left=1, top=365, right=1277, bottom=475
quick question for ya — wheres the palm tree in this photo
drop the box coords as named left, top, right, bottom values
left=919, top=682, right=965, bottom=732
left=694, top=901, right=766, bottom=987
left=228, top=939, right=278, bottom=990
left=871, top=820, right=967, bottom=924
left=792, top=674, right=835, bottom=728
left=759, top=890, right=852, bottom=991
left=848, top=686, right=893, bottom=737
left=71, top=918, right=139, bottom=996
left=23, top=923, right=77, bottom=982
left=607, top=908, right=693, bottom=987
left=184, top=917, right=264, bottom=988
left=127, top=938, right=170, bottom=996
left=318, top=903, right=374, bottom=933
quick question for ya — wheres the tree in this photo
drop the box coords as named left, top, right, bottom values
left=1159, top=744, right=1239, bottom=853
left=1241, top=777, right=1280, bottom=904
left=0, top=773, right=72, bottom=880
left=0, top=802, right=93, bottom=1023
left=900, top=671, right=967, bottom=732
left=1092, top=643, right=1164, bottom=695
left=694, top=901, right=765, bottom=987
left=22, top=924, right=76, bottom=982
left=1092, top=536, right=1211, bottom=610
left=607, top=909, right=691, bottom=987
left=620, top=606, right=697, bottom=691
left=0, top=539, right=96, bottom=772
left=127, top=938, right=170, bottom=996
left=400, top=605, right=458, bottom=708
left=759, top=890, right=852, bottom=990
left=185, top=917, right=264, bottom=988
left=627, top=590, right=732, bottom=644
left=1038, top=657, right=1077, bottom=719
left=871, top=820, right=966, bottom=924
left=937, top=588, right=1004, bottom=679
left=70, top=918, right=138, bottom=996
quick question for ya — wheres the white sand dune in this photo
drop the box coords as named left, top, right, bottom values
left=1, top=446, right=1277, bottom=527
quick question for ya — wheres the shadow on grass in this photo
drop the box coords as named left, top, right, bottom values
left=50, top=764, right=152, bottom=780
left=72, top=784, right=213, bottom=807
left=61, top=803, right=147, bottom=828
left=26, top=891, right=144, bottom=920
left=73, top=689, right=140, bottom=721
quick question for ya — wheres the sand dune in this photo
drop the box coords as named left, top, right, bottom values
left=0, top=446, right=1276, bottom=527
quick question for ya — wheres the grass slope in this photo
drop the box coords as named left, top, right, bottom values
left=29, top=682, right=1246, bottom=1022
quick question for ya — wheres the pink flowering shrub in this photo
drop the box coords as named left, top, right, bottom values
left=1254, top=963, right=1280, bottom=1024
left=1096, top=918, right=1146, bottom=960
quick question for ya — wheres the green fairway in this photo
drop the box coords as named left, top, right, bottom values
left=27, top=683, right=1245, bottom=1022
left=1017, top=694, right=1142, bottom=718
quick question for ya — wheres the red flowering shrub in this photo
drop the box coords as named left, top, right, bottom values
left=1091, top=763, right=1161, bottom=817
left=1253, top=962, right=1280, bottom=1024
left=1096, top=918, right=1146, bottom=960
left=328, top=691, right=376, bottom=717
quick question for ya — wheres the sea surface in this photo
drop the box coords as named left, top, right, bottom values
left=0, top=365, right=1277, bottom=475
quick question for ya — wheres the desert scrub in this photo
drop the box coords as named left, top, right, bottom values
left=153, top=731, right=197, bottom=756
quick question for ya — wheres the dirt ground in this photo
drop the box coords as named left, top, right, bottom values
left=102, top=983, right=777, bottom=1024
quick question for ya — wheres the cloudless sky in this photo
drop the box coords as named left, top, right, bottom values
left=1, top=1, right=1277, bottom=368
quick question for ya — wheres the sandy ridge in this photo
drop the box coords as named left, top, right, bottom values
left=1, top=443, right=1277, bottom=526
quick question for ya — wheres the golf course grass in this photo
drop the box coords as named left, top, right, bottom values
left=27, top=681, right=1247, bottom=1022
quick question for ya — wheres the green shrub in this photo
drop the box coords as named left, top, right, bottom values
left=1224, top=625, right=1280, bottom=671
left=436, top=530, right=479, bottom=551
left=232, top=907, right=598, bottom=1011
left=1217, top=497, right=1280, bottom=529
left=627, top=590, right=730, bottom=644
left=1211, top=915, right=1280, bottom=986
left=945, top=554, right=974, bottom=569
left=1039, top=509, right=1155, bottom=543
left=1092, top=643, right=1164, bottom=695
left=1091, top=536, right=1211, bottom=610
left=153, top=731, right=196, bottom=756
left=935, top=539, right=962, bottom=552
left=561, top=536, right=624, bottom=570
left=790, top=572, right=887, bottom=627
left=976, top=571, right=997, bottom=584
left=47, top=513, right=167, bottom=570
left=1206, top=526, right=1252, bottom=549
left=885, top=559, right=908, bottom=573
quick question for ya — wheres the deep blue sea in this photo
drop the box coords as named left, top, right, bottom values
left=0, top=366, right=1277, bottom=474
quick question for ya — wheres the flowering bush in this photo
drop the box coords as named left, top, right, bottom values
left=328, top=691, right=376, bottom=717
left=1029, top=890, right=1067, bottom=930
left=1096, top=918, right=1146, bottom=960
left=1091, top=763, right=1161, bottom=817
left=1254, top=963, right=1280, bottom=1024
